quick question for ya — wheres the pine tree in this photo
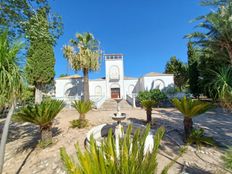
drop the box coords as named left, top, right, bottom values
left=187, top=42, right=200, bottom=97
left=25, top=8, right=55, bottom=103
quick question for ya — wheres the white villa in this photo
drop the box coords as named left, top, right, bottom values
left=55, top=54, right=174, bottom=108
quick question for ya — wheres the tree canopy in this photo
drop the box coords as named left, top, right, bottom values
left=165, top=56, right=188, bottom=91
left=0, top=0, right=63, bottom=44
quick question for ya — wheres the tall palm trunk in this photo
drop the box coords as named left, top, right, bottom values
left=35, top=84, right=43, bottom=104
left=183, top=117, right=193, bottom=141
left=146, top=108, right=152, bottom=123
left=0, top=100, right=16, bottom=173
left=83, top=68, right=89, bottom=101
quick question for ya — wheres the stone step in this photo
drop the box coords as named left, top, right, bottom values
left=100, top=99, right=132, bottom=110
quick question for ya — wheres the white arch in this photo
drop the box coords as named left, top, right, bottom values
left=152, top=79, right=165, bottom=90
left=95, top=86, right=102, bottom=96
left=128, top=85, right=135, bottom=95
left=109, top=65, right=120, bottom=80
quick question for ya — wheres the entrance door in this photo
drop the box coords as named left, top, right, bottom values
left=111, top=88, right=120, bottom=98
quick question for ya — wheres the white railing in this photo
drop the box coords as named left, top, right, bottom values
left=90, top=95, right=106, bottom=109
left=54, top=95, right=106, bottom=109
left=53, top=96, right=81, bottom=108
left=126, top=93, right=137, bottom=108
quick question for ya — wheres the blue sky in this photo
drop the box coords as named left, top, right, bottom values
left=51, top=0, right=209, bottom=79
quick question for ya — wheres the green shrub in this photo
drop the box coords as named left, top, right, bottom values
left=14, top=99, right=64, bottom=147
left=187, top=128, right=215, bottom=149
left=70, top=119, right=88, bottom=128
left=72, top=100, right=92, bottom=120
left=60, top=125, right=174, bottom=174
left=222, top=147, right=232, bottom=170
left=137, top=89, right=167, bottom=106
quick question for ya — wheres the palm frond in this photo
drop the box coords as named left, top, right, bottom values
left=171, top=97, right=212, bottom=118
left=14, top=99, right=64, bottom=128
left=60, top=125, right=166, bottom=174
left=72, top=100, right=92, bottom=115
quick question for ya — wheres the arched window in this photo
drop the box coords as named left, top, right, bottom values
left=64, top=83, right=76, bottom=96
left=152, top=79, right=165, bottom=90
left=109, top=66, right=119, bottom=80
left=128, top=85, right=135, bottom=95
left=95, top=86, right=102, bottom=96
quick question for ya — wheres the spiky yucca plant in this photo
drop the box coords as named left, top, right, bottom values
left=171, top=97, right=212, bottom=140
left=60, top=125, right=168, bottom=174
left=14, top=99, right=64, bottom=146
left=141, top=100, right=156, bottom=123
left=72, top=100, right=92, bottom=120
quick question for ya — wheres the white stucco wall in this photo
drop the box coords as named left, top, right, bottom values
left=55, top=78, right=83, bottom=98
left=89, top=80, right=106, bottom=97
left=123, top=79, right=138, bottom=98
left=142, top=75, right=174, bottom=91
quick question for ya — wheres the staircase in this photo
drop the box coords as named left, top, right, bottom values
left=100, top=99, right=132, bottom=110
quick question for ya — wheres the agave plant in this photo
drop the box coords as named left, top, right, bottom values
left=14, top=99, right=64, bottom=147
left=171, top=97, right=212, bottom=140
left=72, top=100, right=92, bottom=120
left=60, top=125, right=168, bottom=174
left=141, top=100, right=156, bottom=123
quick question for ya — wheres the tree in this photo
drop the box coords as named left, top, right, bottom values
left=141, top=100, right=156, bottom=123
left=186, top=1, right=232, bottom=64
left=14, top=99, right=64, bottom=147
left=0, top=31, right=23, bottom=173
left=187, top=42, right=200, bottom=97
left=25, top=8, right=55, bottom=104
left=165, top=56, right=188, bottom=91
left=186, top=0, right=232, bottom=97
left=59, top=73, right=68, bottom=77
left=0, top=0, right=63, bottom=43
left=63, top=32, right=101, bottom=101
left=171, top=97, right=212, bottom=141
left=137, top=89, right=167, bottom=106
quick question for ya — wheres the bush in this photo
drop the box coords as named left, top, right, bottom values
left=70, top=119, right=88, bottom=128
left=222, top=147, right=232, bottom=170
left=72, top=100, right=92, bottom=120
left=14, top=99, right=64, bottom=147
left=137, top=89, right=167, bottom=106
left=60, top=125, right=170, bottom=174
left=187, top=128, right=215, bottom=149
left=162, top=84, right=178, bottom=96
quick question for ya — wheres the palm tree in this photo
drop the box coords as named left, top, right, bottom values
left=186, top=2, right=232, bottom=64
left=63, top=32, right=101, bottom=101
left=0, top=31, right=23, bottom=173
left=72, top=100, right=92, bottom=121
left=141, top=100, right=156, bottom=123
left=171, top=97, right=212, bottom=140
left=14, top=99, right=64, bottom=146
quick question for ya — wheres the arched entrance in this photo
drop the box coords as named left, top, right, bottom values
left=110, top=84, right=120, bottom=99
